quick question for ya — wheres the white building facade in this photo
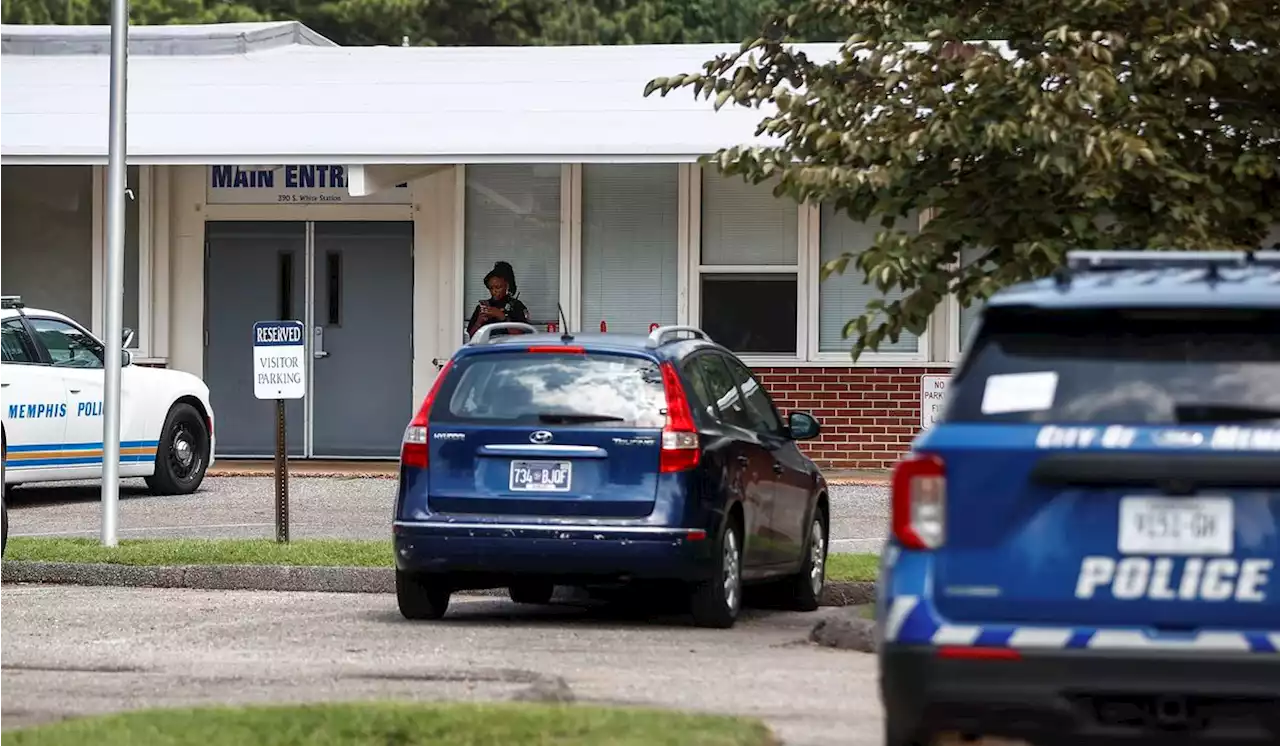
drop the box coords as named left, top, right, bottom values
left=6, top=22, right=1274, bottom=465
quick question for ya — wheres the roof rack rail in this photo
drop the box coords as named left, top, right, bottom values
left=468, top=322, right=538, bottom=346
left=646, top=324, right=709, bottom=348
left=1064, top=250, right=1259, bottom=271
left=1, top=295, right=24, bottom=310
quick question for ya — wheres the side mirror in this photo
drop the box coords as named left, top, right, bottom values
left=787, top=411, right=821, bottom=441
left=122, top=327, right=136, bottom=349
left=122, top=349, right=132, bottom=367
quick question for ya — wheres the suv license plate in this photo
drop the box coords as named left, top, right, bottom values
left=1118, top=496, right=1233, bottom=555
left=509, top=460, right=572, bottom=493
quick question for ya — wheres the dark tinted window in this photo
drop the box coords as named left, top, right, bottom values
left=435, top=352, right=667, bottom=428
left=701, top=274, right=797, bottom=354
left=723, top=356, right=783, bottom=435
left=682, top=357, right=721, bottom=425
left=688, top=354, right=753, bottom=430
left=2, top=319, right=38, bottom=363
left=28, top=317, right=103, bottom=369
left=947, top=308, right=1280, bottom=424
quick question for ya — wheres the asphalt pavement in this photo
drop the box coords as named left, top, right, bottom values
left=1, top=584, right=884, bottom=745
left=5, top=476, right=889, bottom=553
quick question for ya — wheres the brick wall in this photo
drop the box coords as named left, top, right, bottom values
left=753, top=366, right=949, bottom=471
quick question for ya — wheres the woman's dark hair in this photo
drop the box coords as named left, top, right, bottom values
left=484, top=261, right=518, bottom=295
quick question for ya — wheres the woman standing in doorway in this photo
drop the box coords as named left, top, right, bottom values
left=467, top=261, right=531, bottom=338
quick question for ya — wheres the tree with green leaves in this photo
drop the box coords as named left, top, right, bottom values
left=645, top=0, right=1280, bottom=359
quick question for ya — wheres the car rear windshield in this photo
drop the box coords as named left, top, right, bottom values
left=946, top=307, right=1280, bottom=425
left=433, top=351, right=668, bottom=428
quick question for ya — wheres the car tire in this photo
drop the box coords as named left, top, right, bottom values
left=0, top=432, right=7, bottom=560
left=883, top=718, right=930, bottom=746
left=145, top=403, right=210, bottom=496
left=781, top=512, right=828, bottom=612
left=508, top=580, right=555, bottom=605
left=688, top=515, right=743, bottom=629
left=396, top=569, right=451, bottom=620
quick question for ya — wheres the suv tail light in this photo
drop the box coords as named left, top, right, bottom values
left=401, top=359, right=453, bottom=469
left=658, top=361, right=700, bottom=473
left=891, top=452, right=946, bottom=549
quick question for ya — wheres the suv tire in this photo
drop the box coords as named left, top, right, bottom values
left=689, top=516, right=742, bottom=629
left=396, top=570, right=451, bottom=620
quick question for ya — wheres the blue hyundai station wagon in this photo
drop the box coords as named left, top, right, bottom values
left=392, top=323, right=831, bottom=628
left=878, top=251, right=1280, bottom=746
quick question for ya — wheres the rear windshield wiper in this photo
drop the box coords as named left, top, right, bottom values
left=1173, top=402, right=1280, bottom=424
left=536, top=412, right=627, bottom=424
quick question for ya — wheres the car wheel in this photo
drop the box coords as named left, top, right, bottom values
left=396, top=569, right=451, bottom=620
left=883, top=718, right=930, bottom=746
left=0, top=432, right=7, bottom=560
left=508, top=580, right=555, bottom=605
left=782, top=513, right=828, bottom=612
left=145, top=403, right=210, bottom=496
left=689, top=516, right=743, bottom=629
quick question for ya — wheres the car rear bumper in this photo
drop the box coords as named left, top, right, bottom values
left=392, top=520, right=717, bottom=585
left=881, top=644, right=1280, bottom=745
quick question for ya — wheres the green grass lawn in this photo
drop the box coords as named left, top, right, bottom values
left=6, top=537, right=880, bottom=582
left=0, top=702, right=777, bottom=746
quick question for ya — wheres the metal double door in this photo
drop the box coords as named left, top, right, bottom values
left=205, top=221, right=414, bottom=458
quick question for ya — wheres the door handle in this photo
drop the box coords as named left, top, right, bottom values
left=772, top=463, right=785, bottom=474
left=69, top=388, right=82, bottom=394
left=313, top=325, right=329, bottom=359
left=736, top=455, right=750, bottom=466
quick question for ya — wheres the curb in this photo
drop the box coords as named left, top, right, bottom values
left=1, top=561, right=875, bottom=606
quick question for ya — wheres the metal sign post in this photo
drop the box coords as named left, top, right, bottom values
left=100, top=0, right=130, bottom=547
left=252, top=320, right=306, bottom=543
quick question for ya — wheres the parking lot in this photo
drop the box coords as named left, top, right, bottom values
left=4, top=476, right=890, bottom=553
left=1, top=584, right=883, bottom=746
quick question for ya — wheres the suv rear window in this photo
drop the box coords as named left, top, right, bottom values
left=434, top=351, right=668, bottom=428
left=946, top=308, right=1280, bottom=425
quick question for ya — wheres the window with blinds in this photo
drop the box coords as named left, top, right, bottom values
left=699, top=172, right=800, bottom=355
left=464, top=164, right=562, bottom=328
left=581, top=164, right=679, bottom=334
left=817, top=203, right=920, bottom=353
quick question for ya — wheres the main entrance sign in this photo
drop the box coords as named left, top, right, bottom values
left=207, top=165, right=412, bottom=205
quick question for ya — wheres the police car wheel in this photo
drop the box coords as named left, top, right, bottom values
left=782, top=513, right=828, bottom=612
left=145, top=403, right=210, bottom=496
left=688, top=516, right=743, bottom=629
left=396, top=570, right=451, bottom=620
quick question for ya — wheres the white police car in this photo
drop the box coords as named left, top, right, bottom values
left=1, top=296, right=215, bottom=496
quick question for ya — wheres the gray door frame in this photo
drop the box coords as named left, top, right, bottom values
left=204, top=218, right=411, bottom=460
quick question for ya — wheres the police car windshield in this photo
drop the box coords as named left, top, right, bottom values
left=435, top=351, right=667, bottom=428
left=947, top=307, right=1280, bottom=425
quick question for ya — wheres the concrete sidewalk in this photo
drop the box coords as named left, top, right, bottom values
left=208, top=459, right=890, bottom=485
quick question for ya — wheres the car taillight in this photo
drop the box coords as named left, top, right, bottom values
left=658, top=361, right=700, bottom=473
left=891, top=452, right=946, bottom=549
left=401, top=359, right=453, bottom=469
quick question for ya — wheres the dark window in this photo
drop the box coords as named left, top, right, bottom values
left=434, top=352, right=667, bottom=428
left=27, top=317, right=103, bottom=369
left=326, top=251, right=342, bottom=326
left=278, top=252, right=294, bottom=320
left=700, top=274, right=797, bottom=354
left=723, top=356, right=783, bottom=435
left=689, top=354, right=753, bottom=430
left=947, top=308, right=1280, bottom=425
left=1, top=319, right=38, bottom=364
left=682, top=357, right=722, bottom=424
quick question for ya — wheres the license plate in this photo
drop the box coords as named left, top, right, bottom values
left=509, top=460, right=572, bottom=492
left=1118, top=496, right=1233, bottom=555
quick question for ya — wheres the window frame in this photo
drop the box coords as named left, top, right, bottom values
left=91, top=164, right=156, bottom=360
left=452, top=163, right=951, bottom=368
left=688, top=166, right=809, bottom=365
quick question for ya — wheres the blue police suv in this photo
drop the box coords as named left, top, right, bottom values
left=392, top=323, right=830, bottom=628
left=879, top=250, right=1280, bottom=746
